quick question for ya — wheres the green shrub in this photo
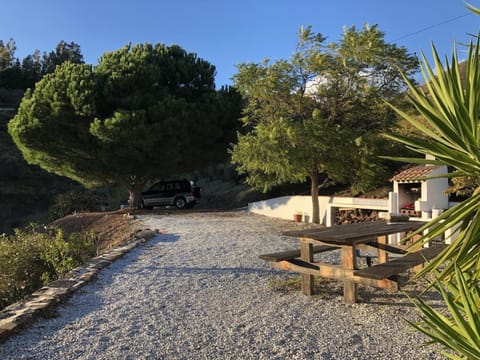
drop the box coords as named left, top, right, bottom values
left=0, top=225, right=97, bottom=309
left=40, top=229, right=97, bottom=282
left=48, top=189, right=104, bottom=219
left=0, top=229, right=51, bottom=308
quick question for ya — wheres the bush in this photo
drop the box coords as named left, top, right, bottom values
left=40, top=228, right=97, bottom=282
left=0, top=225, right=97, bottom=309
left=49, top=189, right=104, bottom=219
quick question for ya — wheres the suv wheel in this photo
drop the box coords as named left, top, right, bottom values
left=174, top=197, right=187, bottom=209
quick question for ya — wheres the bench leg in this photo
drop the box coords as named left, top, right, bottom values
left=300, top=240, right=314, bottom=295
left=342, top=246, right=357, bottom=303
left=366, top=256, right=372, bottom=267
left=411, top=234, right=425, bottom=274
left=377, top=235, right=388, bottom=264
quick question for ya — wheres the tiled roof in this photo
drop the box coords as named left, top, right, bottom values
left=391, top=165, right=440, bottom=182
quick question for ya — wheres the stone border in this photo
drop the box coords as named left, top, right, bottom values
left=0, top=229, right=158, bottom=342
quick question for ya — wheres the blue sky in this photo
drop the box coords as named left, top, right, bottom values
left=2, top=0, right=479, bottom=87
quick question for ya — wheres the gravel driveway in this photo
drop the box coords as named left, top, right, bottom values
left=0, top=211, right=443, bottom=359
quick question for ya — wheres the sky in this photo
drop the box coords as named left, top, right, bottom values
left=1, top=0, right=479, bottom=87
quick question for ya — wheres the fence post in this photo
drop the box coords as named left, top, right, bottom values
left=388, top=192, right=399, bottom=244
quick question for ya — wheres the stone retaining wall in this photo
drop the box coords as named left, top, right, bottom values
left=0, top=229, right=158, bottom=342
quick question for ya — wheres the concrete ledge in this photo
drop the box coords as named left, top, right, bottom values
left=248, top=195, right=389, bottom=224
left=0, top=229, right=159, bottom=342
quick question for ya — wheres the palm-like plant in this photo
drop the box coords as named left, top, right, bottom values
left=387, top=5, right=480, bottom=357
left=386, top=34, right=480, bottom=284
left=407, top=265, right=480, bottom=360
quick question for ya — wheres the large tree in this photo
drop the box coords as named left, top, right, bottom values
left=41, top=40, right=84, bottom=74
left=231, top=24, right=418, bottom=223
left=0, top=39, right=16, bottom=70
left=0, top=39, right=85, bottom=89
left=9, top=43, right=237, bottom=207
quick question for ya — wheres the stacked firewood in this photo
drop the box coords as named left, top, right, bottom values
left=335, top=208, right=379, bottom=225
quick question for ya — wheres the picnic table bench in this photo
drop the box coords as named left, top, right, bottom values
left=260, top=220, right=443, bottom=303
left=353, top=244, right=444, bottom=280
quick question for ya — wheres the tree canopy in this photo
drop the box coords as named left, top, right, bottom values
left=9, top=42, right=241, bottom=207
left=0, top=39, right=84, bottom=90
left=0, top=39, right=16, bottom=70
left=231, top=24, right=419, bottom=223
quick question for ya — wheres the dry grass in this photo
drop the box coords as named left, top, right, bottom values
left=50, top=209, right=139, bottom=254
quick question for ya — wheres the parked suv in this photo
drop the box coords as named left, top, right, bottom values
left=141, top=179, right=200, bottom=209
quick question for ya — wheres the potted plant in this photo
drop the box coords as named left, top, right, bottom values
left=293, top=211, right=303, bottom=223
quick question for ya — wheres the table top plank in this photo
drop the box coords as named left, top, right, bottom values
left=282, top=221, right=425, bottom=245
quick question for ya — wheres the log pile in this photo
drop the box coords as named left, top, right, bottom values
left=335, top=208, right=379, bottom=225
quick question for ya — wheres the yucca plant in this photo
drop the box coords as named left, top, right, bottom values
left=386, top=4, right=480, bottom=357
left=407, top=265, right=480, bottom=360
left=386, top=33, right=480, bottom=284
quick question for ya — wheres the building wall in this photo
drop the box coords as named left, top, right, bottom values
left=248, top=195, right=389, bottom=224
left=415, top=166, right=449, bottom=216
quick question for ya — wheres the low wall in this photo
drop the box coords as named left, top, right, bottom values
left=248, top=195, right=389, bottom=225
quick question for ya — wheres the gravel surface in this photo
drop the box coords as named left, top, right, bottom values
left=0, top=211, right=444, bottom=359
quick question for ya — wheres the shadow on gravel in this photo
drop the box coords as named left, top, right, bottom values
left=0, top=232, right=184, bottom=347
left=156, top=266, right=281, bottom=276
left=262, top=274, right=444, bottom=308
left=355, top=288, right=444, bottom=307
left=148, top=233, right=180, bottom=244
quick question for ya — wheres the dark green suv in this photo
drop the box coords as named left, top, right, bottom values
left=141, top=179, right=200, bottom=209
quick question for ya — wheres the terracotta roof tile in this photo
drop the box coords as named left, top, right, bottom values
left=391, top=165, right=440, bottom=182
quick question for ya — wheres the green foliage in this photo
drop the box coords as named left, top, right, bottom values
left=0, top=39, right=16, bottom=70
left=0, top=109, right=76, bottom=234
left=0, top=229, right=48, bottom=308
left=8, top=42, right=240, bottom=208
left=387, top=5, right=480, bottom=356
left=231, top=24, right=418, bottom=222
left=349, top=133, right=393, bottom=195
left=445, top=175, right=480, bottom=198
left=41, top=41, right=83, bottom=75
left=0, top=39, right=84, bottom=89
left=407, top=266, right=480, bottom=360
left=48, top=189, right=104, bottom=219
left=0, top=226, right=96, bottom=309
left=9, top=62, right=99, bottom=185
left=386, top=35, right=480, bottom=284
left=231, top=114, right=354, bottom=191
left=40, top=229, right=97, bottom=282
left=206, top=86, right=243, bottom=164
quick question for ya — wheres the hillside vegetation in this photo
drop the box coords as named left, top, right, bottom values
left=0, top=108, right=75, bottom=233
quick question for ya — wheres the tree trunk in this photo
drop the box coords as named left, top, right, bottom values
left=127, top=181, right=145, bottom=209
left=310, top=172, right=320, bottom=224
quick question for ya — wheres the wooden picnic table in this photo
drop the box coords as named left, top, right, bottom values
left=260, top=220, right=443, bottom=303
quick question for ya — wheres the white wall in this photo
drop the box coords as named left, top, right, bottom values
left=415, top=165, right=449, bottom=217
left=248, top=195, right=389, bottom=225
left=249, top=191, right=458, bottom=244
left=248, top=196, right=323, bottom=223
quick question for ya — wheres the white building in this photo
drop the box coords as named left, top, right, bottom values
left=391, top=164, right=449, bottom=219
